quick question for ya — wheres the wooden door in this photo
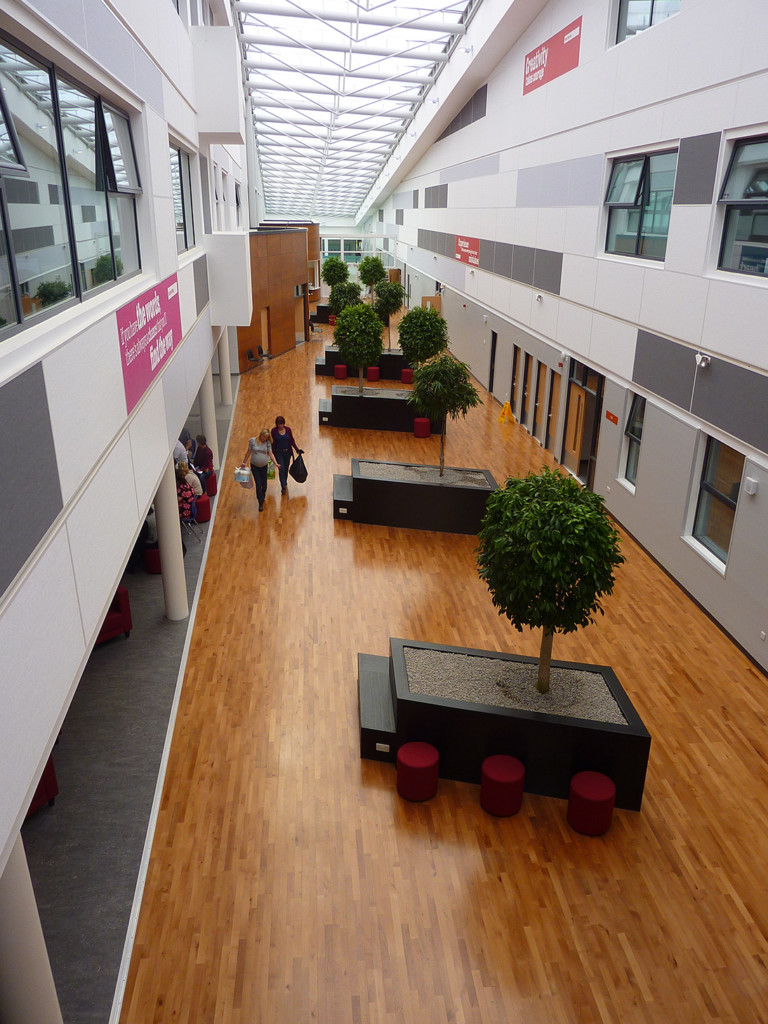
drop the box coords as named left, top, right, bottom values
left=545, top=370, right=561, bottom=452
left=532, top=362, right=547, bottom=440
left=562, top=382, right=586, bottom=474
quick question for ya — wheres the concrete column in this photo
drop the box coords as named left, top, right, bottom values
left=155, top=458, right=188, bottom=621
left=199, top=364, right=220, bottom=470
left=217, top=327, right=233, bottom=406
left=0, top=834, right=63, bottom=1024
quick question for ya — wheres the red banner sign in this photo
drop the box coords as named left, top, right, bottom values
left=523, top=16, right=582, bottom=95
left=455, top=235, right=480, bottom=266
left=117, top=274, right=183, bottom=414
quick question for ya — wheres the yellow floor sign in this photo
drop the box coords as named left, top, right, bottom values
left=498, top=401, right=514, bottom=424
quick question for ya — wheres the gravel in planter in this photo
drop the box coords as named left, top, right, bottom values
left=358, top=461, right=491, bottom=488
left=334, top=386, right=411, bottom=399
left=404, top=647, right=627, bottom=725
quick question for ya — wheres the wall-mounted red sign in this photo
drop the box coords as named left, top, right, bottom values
left=605, top=410, right=619, bottom=425
left=455, top=235, right=480, bottom=266
left=523, top=16, right=582, bottom=95
left=117, top=274, right=182, bottom=414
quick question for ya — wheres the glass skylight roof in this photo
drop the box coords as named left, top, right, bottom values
left=234, top=0, right=480, bottom=220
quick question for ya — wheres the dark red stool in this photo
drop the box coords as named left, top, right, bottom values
left=195, top=493, right=211, bottom=522
left=144, top=547, right=161, bottom=574
left=401, top=367, right=414, bottom=384
left=413, top=417, right=430, bottom=438
left=480, top=755, right=525, bottom=816
left=567, top=771, right=616, bottom=835
left=366, top=366, right=380, bottom=381
left=397, top=742, right=439, bottom=801
left=334, top=364, right=347, bottom=379
left=206, top=469, right=218, bottom=497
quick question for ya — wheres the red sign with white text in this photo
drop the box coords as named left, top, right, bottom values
left=455, top=235, right=480, bottom=266
left=523, top=16, right=582, bottom=95
left=116, top=274, right=182, bottom=414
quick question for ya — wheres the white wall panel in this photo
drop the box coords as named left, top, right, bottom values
left=514, top=208, right=539, bottom=247
left=476, top=270, right=495, bottom=306
left=556, top=301, right=592, bottom=359
left=638, top=269, right=709, bottom=345
left=590, top=313, right=637, bottom=382
left=495, top=206, right=517, bottom=241
left=43, top=318, right=126, bottom=504
left=0, top=527, right=86, bottom=875
left=177, top=261, right=199, bottom=337
left=560, top=253, right=598, bottom=307
left=663, top=206, right=715, bottom=278
left=701, top=279, right=768, bottom=370
left=563, top=206, right=601, bottom=258
left=536, top=207, right=567, bottom=252
left=66, top=431, right=139, bottom=635
left=530, top=291, right=559, bottom=340
left=128, top=383, right=173, bottom=512
left=660, top=83, right=737, bottom=145
left=593, top=258, right=644, bottom=322
left=490, top=276, right=512, bottom=318
left=508, top=280, right=533, bottom=323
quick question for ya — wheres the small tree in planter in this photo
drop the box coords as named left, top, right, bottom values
left=476, top=467, right=624, bottom=694
left=36, top=277, right=72, bottom=307
left=333, top=302, right=384, bottom=395
left=358, top=255, right=386, bottom=299
left=408, top=352, right=480, bottom=475
left=321, top=255, right=349, bottom=288
left=373, top=280, right=405, bottom=349
left=397, top=306, right=448, bottom=366
left=328, top=280, right=362, bottom=316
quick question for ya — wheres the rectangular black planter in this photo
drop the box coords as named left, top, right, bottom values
left=358, top=639, right=651, bottom=811
left=319, top=387, right=441, bottom=432
left=334, top=460, right=496, bottom=534
left=315, top=347, right=408, bottom=380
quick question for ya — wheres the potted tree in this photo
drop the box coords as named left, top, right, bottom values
left=321, top=255, right=348, bottom=288
left=396, top=306, right=448, bottom=366
left=408, top=353, right=481, bottom=475
left=373, top=280, right=405, bottom=350
left=332, top=302, right=383, bottom=396
left=358, top=255, right=386, bottom=300
left=328, top=280, right=361, bottom=316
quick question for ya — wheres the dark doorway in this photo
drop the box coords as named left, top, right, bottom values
left=488, top=331, right=498, bottom=394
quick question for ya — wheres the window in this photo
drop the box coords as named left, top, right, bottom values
left=170, top=146, right=195, bottom=253
left=617, top=1, right=681, bottom=44
left=718, top=137, right=768, bottom=277
left=692, top=438, right=744, bottom=562
left=343, top=238, right=363, bottom=263
left=623, top=395, right=645, bottom=486
left=605, top=151, right=677, bottom=260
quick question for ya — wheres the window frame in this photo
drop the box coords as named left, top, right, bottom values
left=616, top=0, right=682, bottom=45
left=691, top=436, right=745, bottom=564
left=605, top=149, right=677, bottom=261
left=717, top=135, right=768, bottom=278
left=170, top=144, right=196, bottom=254
left=622, top=394, right=646, bottom=487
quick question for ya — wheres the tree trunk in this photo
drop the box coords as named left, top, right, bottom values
left=358, top=366, right=364, bottom=396
left=439, top=423, right=446, bottom=476
left=537, top=627, right=554, bottom=693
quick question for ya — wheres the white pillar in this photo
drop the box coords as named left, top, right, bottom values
left=155, top=459, right=189, bottom=621
left=0, top=834, right=63, bottom=1024
left=217, top=327, right=233, bottom=406
left=199, top=364, right=220, bottom=470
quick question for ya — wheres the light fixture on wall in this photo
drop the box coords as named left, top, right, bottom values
left=695, top=352, right=711, bottom=368
left=536, top=293, right=543, bottom=303
left=744, top=477, right=759, bottom=496
left=428, top=97, right=440, bottom=104
left=462, top=45, right=474, bottom=54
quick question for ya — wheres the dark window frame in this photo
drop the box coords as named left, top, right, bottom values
left=623, top=394, right=646, bottom=486
left=692, top=437, right=744, bottom=563
left=605, top=149, right=677, bottom=261
left=718, top=135, right=768, bottom=278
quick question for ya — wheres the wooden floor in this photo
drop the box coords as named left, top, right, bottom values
left=120, top=333, right=768, bottom=1024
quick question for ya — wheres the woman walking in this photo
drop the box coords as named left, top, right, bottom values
left=242, top=428, right=274, bottom=511
left=270, top=415, right=302, bottom=495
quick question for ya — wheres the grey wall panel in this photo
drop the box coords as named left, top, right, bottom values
left=691, top=359, right=768, bottom=454
left=517, top=155, right=604, bottom=207
left=672, top=133, right=721, bottom=205
left=512, top=245, right=535, bottom=285
left=633, top=330, right=695, bottom=410
left=1, top=365, right=63, bottom=597
left=479, top=238, right=495, bottom=272
left=193, top=255, right=209, bottom=315
left=494, top=242, right=513, bottom=278
left=567, top=154, right=605, bottom=205
left=440, top=153, right=500, bottom=184
left=533, top=249, right=563, bottom=294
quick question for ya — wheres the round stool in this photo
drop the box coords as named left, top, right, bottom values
left=366, top=366, right=380, bottom=381
left=567, top=771, right=616, bottom=835
left=413, top=417, right=430, bottom=438
left=195, top=493, right=211, bottom=522
left=480, top=755, right=525, bottom=816
left=401, top=367, right=414, bottom=384
left=397, top=742, right=439, bottom=801
left=206, top=469, right=218, bottom=497
left=333, top=364, right=347, bottom=379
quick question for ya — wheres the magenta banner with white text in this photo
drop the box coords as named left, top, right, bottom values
left=117, top=274, right=182, bottom=414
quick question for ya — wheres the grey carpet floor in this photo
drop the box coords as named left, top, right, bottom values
left=21, top=374, right=238, bottom=1024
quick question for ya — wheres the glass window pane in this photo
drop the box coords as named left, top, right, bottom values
left=607, top=207, right=640, bottom=255
left=693, top=440, right=744, bottom=562
left=625, top=438, right=640, bottom=485
left=56, top=79, right=111, bottom=294
left=703, top=440, right=744, bottom=501
left=606, top=159, right=644, bottom=204
left=0, top=209, right=18, bottom=332
left=720, top=208, right=768, bottom=275
left=0, top=100, right=23, bottom=169
left=625, top=395, right=645, bottom=442
left=693, top=491, right=735, bottom=561
left=103, top=106, right=140, bottom=191
left=170, top=147, right=185, bottom=253
left=721, top=138, right=768, bottom=202
left=0, top=42, right=76, bottom=318
left=109, top=193, right=139, bottom=277
left=180, top=149, right=195, bottom=249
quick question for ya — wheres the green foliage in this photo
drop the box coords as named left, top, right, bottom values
left=397, top=305, right=448, bottom=366
left=321, top=255, right=349, bottom=287
left=35, top=278, right=72, bottom=307
left=358, top=255, right=386, bottom=295
left=92, top=253, right=123, bottom=285
left=328, top=280, right=362, bottom=315
left=373, top=280, right=405, bottom=347
left=408, top=353, right=481, bottom=474
left=476, top=467, right=624, bottom=690
left=333, top=303, right=384, bottom=394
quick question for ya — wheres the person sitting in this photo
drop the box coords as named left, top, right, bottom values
left=176, top=466, right=195, bottom=521
left=193, top=434, right=214, bottom=487
left=179, top=460, right=203, bottom=497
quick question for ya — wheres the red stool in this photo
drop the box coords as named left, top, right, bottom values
left=567, top=771, right=616, bottom=836
left=195, top=493, right=211, bottom=522
left=480, top=755, right=525, bottom=816
left=401, top=367, right=414, bottom=384
left=206, top=470, right=218, bottom=497
left=144, top=547, right=161, bottom=574
left=397, top=742, right=439, bottom=801
left=413, top=417, right=430, bottom=438
left=366, top=366, right=380, bottom=381
left=334, top=364, right=347, bottom=379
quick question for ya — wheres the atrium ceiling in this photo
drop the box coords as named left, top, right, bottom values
left=234, top=0, right=482, bottom=221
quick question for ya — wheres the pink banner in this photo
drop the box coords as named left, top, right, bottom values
left=455, top=235, right=480, bottom=267
left=523, top=17, right=582, bottom=95
left=117, top=274, right=182, bottom=414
